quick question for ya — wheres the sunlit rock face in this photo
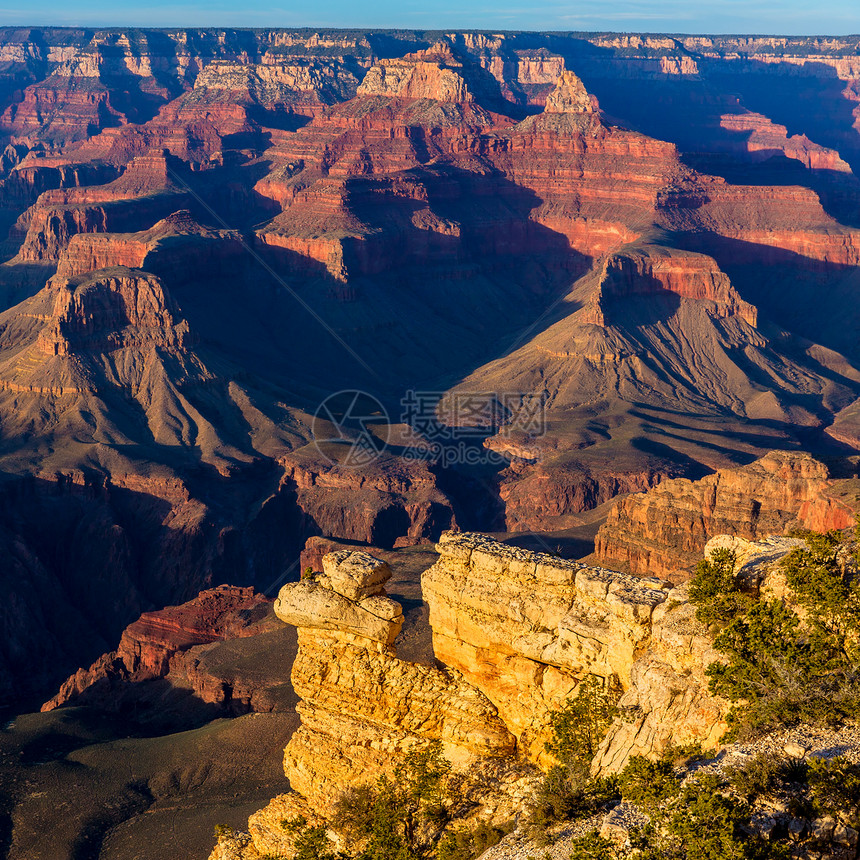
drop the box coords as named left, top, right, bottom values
left=595, top=451, right=858, bottom=580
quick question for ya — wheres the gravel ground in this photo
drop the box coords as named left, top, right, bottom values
left=479, top=813, right=606, bottom=860
left=718, top=723, right=860, bottom=766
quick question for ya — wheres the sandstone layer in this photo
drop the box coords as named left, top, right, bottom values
left=217, top=532, right=794, bottom=859
left=272, top=549, right=517, bottom=812
left=422, top=533, right=674, bottom=761
left=594, top=450, right=859, bottom=580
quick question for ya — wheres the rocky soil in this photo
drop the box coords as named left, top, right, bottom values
left=483, top=722, right=860, bottom=860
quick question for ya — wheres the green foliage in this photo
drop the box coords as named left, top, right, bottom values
left=806, top=755, right=860, bottom=824
left=213, top=823, right=235, bottom=840
left=782, top=531, right=860, bottom=666
left=527, top=678, right=620, bottom=832
left=399, top=742, right=452, bottom=811
left=527, top=767, right=619, bottom=832
left=725, top=751, right=804, bottom=802
left=706, top=598, right=822, bottom=737
left=617, top=756, right=680, bottom=811
left=663, top=742, right=705, bottom=766
left=354, top=778, right=415, bottom=860
left=281, top=815, right=336, bottom=860
left=625, top=750, right=858, bottom=859
left=302, top=566, right=317, bottom=581
left=546, top=676, right=618, bottom=770
left=568, top=830, right=619, bottom=860
left=334, top=741, right=452, bottom=860
left=296, top=825, right=337, bottom=860
left=435, top=821, right=513, bottom=860
left=336, top=784, right=379, bottom=839
left=689, top=549, right=750, bottom=627
left=628, top=774, right=784, bottom=860
left=664, top=775, right=755, bottom=860
left=689, top=529, right=860, bottom=739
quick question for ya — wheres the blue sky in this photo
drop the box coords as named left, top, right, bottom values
left=0, top=0, right=857, bottom=35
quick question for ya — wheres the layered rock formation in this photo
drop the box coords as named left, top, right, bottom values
left=594, top=451, right=859, bottom=580
left=0, top=261, right=312, bottom=701
left=11, top=151, right=191, bottom=262
left=217, top=534, right=762, bottom=858
left=279, top=451, right=456, bottom=548
left=274, top=549, right=516, bottom=810
left=54, top=209, right=244, bottom=278
left=595, top=530, right=850, bottom=770
left=1, top=35, right=858, bottom=501
left=594, top=578, right=730, bottom=771
left=1, top=28, right=860, bottom=707
left=0, top=467, right=302, bottom=707
left=422, top=533, right=674, bottom=761
left=716, top=111, right=852, bottom=172
left=42, top=585, right=289, bottom=714
left=210, top=547, right=532, bottom=856
left=357, top=43, right=476, bottom=103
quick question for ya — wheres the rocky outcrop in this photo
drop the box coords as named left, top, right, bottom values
left=595, top=531, right=840, bottom=771
left=592, top=246, right=758, bottom=326
left=11, top=151, right=196, bottom=263
left=422, top=532, right=674, bottom=761
left=717, top=111, right=852, bottom=172
left=54, top=209, right=244, bottom=278
left=299, top=535, right=383, bottom=576
left=36, top=266, right=188, bottom=358
left=177, top=57, right=361, bottom=118
left=357, top=44, right=474, bottom=103
left=272, top=549, right=517, bottom=811
left=594, top=451, right=858, bottom=580
left=544, top=70, right=597, bottom=114
left=594, top=578, right=729, bottom=771
left=42, top=585, right=280, bottom=712
left=218, top=532, right=781, bottom=859
left=1, top=72, right=119, bottom=145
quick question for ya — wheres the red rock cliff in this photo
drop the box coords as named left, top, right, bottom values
left=594, top=451, right=859, bottom=579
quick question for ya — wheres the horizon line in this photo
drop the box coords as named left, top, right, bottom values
left=0, top=24, right=858, bottom=38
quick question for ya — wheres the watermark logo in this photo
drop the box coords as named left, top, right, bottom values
left=405, top=390, right=547, bottom=440
left=312, top=389, right=547, bottom=468
left=312, top=390, right=390, bottom=468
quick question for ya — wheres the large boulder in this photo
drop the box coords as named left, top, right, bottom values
left=319, top=550, right=392, bottom=600
left=274, top=580, right=403, bottom=645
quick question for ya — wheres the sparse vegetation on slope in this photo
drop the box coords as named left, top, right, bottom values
left=689, top=527, right=860, bottom=740
left=334, top=741, right=453, bottom=860
left=526, top=676, right=620, bottom=836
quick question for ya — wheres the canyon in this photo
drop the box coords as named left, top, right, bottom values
left=0, top=27, right=859, bottom=858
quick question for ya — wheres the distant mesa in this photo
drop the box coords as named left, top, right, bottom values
left=357, top=42, right=474, bottom=103
left=544, top=70, right=598, bottom=114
